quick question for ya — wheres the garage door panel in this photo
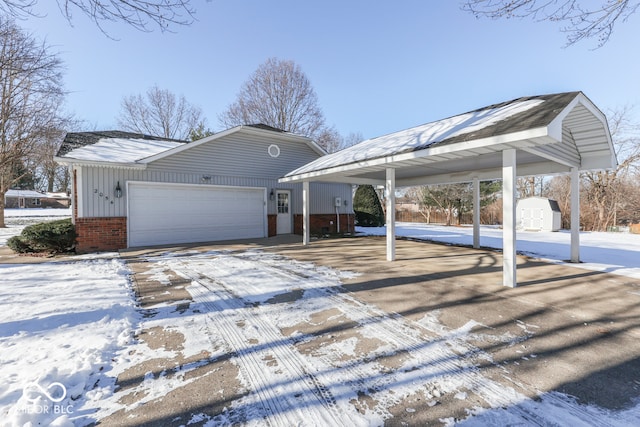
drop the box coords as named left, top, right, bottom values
left=128, top=183, right=266, bottom=247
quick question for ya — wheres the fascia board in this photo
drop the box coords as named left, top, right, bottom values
left=547, top=92, right=617, bottom=169
left=547, top=93, right=581, bottom=141
left=282, top=126, right=551, bottom=183
left=278, top=175, right=383, bottom=186
left=53, top=156, right=147, bottom=170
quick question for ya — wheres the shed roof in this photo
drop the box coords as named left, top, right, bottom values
left=517, top=196, right=562, bottom=213
left=281, top=92, right=616, bottom=186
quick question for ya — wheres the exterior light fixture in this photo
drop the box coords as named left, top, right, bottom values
left=115, top=181, right=122, bottom=198
left=270, top=189, right=275, bottom=201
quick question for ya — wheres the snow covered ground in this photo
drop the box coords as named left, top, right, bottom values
left=358, top=222, right=640, bottom=280
left=1, top=210, right=640, bottom=426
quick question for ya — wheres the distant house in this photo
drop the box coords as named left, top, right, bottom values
left=4, top=189, right=45, bottom=209
left=516, top=197, right=562, bottom=232
left=54, top=126, right=354, bottom=253
left=4, top=189, right=71, bottom=209
left=43, top=192, right=71, bottom=208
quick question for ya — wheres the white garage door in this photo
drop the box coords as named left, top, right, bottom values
left=128, top=182, right=266, bottom=247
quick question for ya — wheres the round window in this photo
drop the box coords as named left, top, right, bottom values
left=268, top=144, right=280, bottom=158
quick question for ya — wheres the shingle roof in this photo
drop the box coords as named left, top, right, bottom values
left=281, top=91, right=615, bottom=187
left=56, top=131, right=187, bottom=157
left=283, top=91, right=590, bottom=179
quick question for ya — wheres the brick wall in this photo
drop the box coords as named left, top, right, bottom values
left=75, top=217, right=127, bottom=253
left=267, top=214, right=277, bottom=237
left=293, top=214, right=355, bottom=236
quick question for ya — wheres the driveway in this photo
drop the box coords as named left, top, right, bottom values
left=98, top=236, right=640, bottom=426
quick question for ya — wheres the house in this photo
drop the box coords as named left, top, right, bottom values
left=54, top=126, right=354, bottom=253
left=4, top=189, right=46, bottom=208
left=42, top=192, right=72, bottom=208
left=516, top=197, right=562, bottom=232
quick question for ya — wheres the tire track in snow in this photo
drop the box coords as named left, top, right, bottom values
left=157, top=251, right=623, bottom=426
left=163, top=256, right=365, bottom=427
left=238, top=251, right=623, bottom=427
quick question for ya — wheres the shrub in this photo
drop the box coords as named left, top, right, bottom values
left=353, top=184, right=385, bottom=227
left=7, top=218, right=76, bottom=254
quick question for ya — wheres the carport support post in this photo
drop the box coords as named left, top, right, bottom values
left=386, top=167, right=396, bottom=261
left=473, top=177, right=480, bottom=249
left=570, top=167, right=580, bottom=262
left=302, top=181, right=310, bottom=246
left=502, top=149, right=517, bottom=287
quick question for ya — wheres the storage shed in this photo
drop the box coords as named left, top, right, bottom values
left=517, top=197, right=562, bottom=232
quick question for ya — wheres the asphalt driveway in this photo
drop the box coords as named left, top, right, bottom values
left=101, top=235, right=640, bottom=426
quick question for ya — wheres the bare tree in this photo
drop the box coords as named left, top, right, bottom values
left=1, top=0, right=195, bottom=33
left=580, top=107, right=640, bottom=230
left=547, top=106, right=640, bottom=231
left=219, top=58, right=326, bottom=139
left=462, top=0, right=639, bottom=47
left=118, top=85, right=207, bottom=140
left=0, top=17, right=66, bottom=227
left=547, top=175, right=572, bottom=228
left=517, top=176, right=548, bottom=198
left=33, top=119, right=77, bottom=192
left=316, top=128, right=363, bottom=153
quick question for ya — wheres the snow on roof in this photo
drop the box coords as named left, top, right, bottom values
left=5, top=189, right=46, bottom=198
left=60, top=137, right=183, bottom=163
left=286, top=98, right=544, bottom=177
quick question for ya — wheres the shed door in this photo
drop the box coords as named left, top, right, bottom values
left=128, top=182, right=266, bottom=247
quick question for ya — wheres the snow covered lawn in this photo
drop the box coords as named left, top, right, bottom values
left=0, top=254, right=137, bottom=426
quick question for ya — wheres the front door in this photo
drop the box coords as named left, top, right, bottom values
left=276, top=190, right=291, bottom=234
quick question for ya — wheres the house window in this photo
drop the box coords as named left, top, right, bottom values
left=277, top=192, right=289, bottom=214
left=31, top=198, right=41, bottom=206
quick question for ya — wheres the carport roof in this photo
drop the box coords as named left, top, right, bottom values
left=280, top=91, right=616, bottom=186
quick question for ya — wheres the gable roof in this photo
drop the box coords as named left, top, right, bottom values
left=138, top=125, right=326, bottom=164
left=281, top=91, right=616, bottom=186
left=55, top=126, right=326, bottom=169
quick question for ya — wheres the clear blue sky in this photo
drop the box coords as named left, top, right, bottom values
left=20, top=1, right=640, bottom=140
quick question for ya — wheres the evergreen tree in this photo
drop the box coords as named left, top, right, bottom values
left=353, top=185, right=385, bottom=227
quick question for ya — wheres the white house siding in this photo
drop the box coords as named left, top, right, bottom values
left=75, top=131, right=353, bottom=219
left=149, top=132, right=320, bottom=180
left=77, top=166, right=353, bottom=219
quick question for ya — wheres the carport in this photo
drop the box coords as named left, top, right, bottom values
left=280, top=92, right=616, bottom=287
